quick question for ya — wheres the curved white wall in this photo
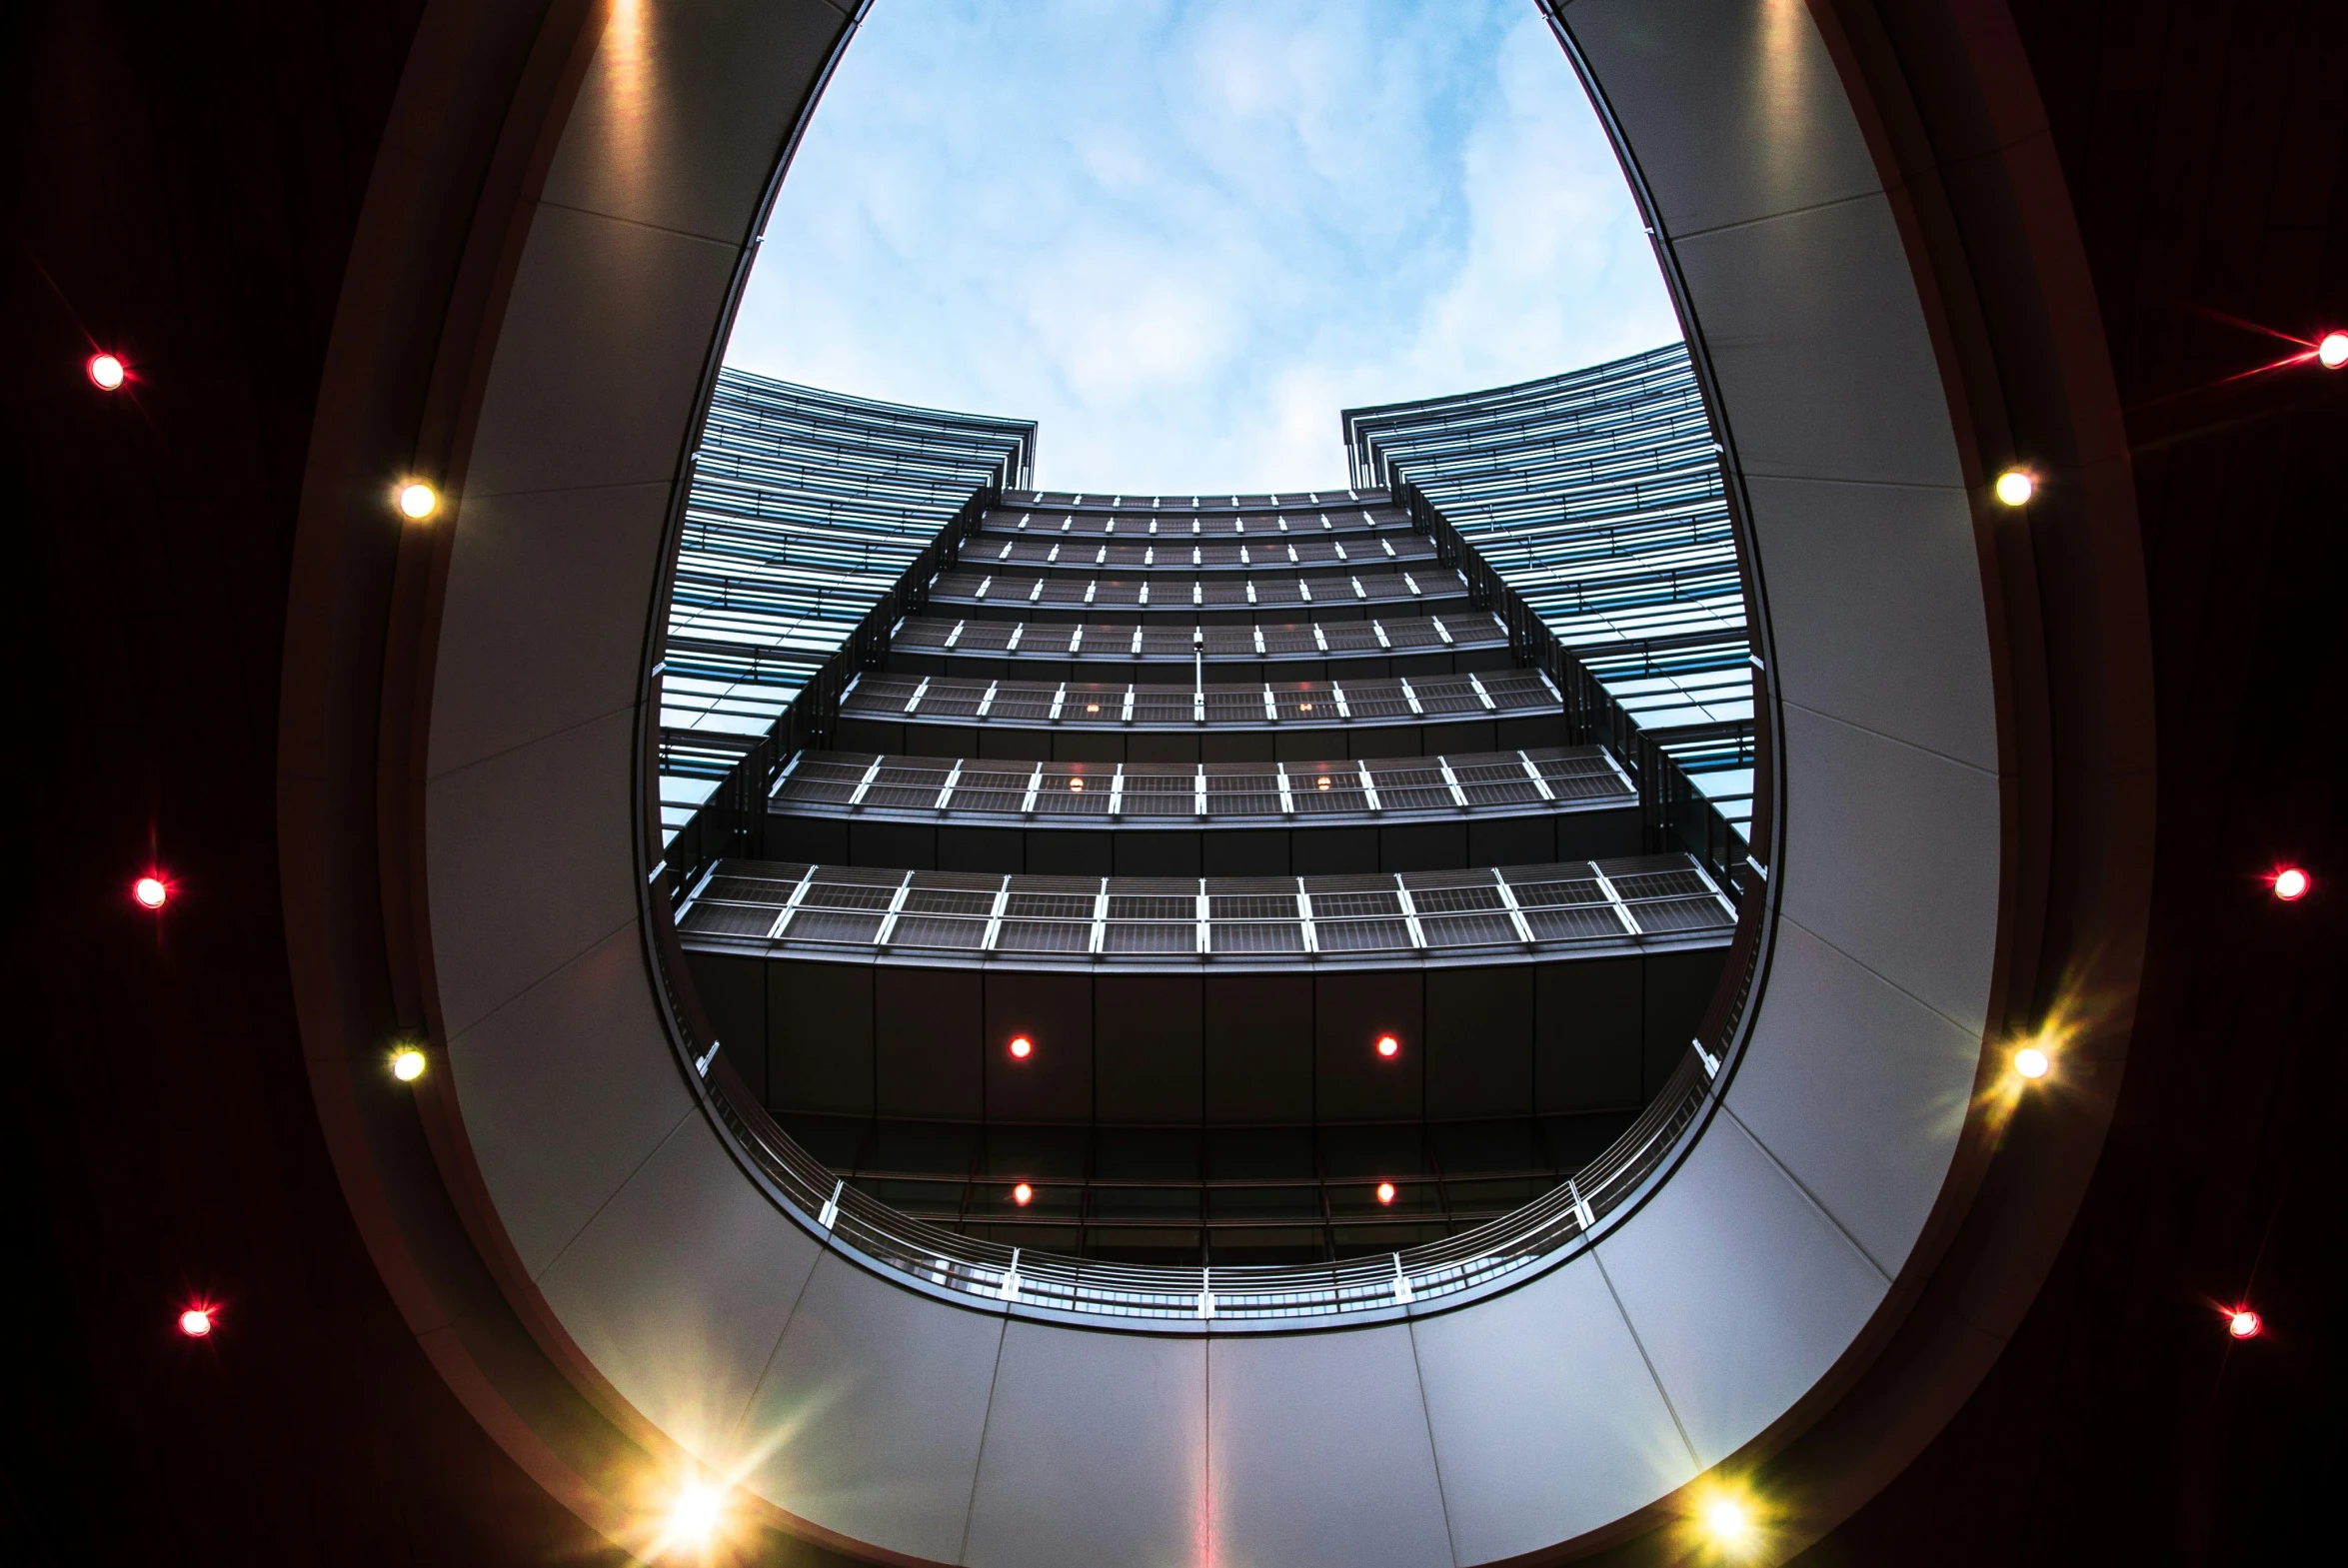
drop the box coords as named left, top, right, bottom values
left=425, top=1, right=1998, bottom=1561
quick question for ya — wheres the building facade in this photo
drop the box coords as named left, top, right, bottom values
left=1343, top=344, right=1755, bottom=834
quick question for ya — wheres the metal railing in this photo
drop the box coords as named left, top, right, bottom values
left=699, top=1042, right=1713, bottom=1326
left=649, top=479, right=1758, bottom=1325
left=1397, top=479, right=1754, bottom=900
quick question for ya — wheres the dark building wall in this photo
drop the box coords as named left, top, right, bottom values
left=684, top=946, right=1729, bottom=1129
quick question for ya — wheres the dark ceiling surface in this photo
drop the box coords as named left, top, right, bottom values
left=2, top=2, right=2339, bottom=1564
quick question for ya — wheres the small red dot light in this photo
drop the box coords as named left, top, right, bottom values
left=1375, top=1181, right=1396, bottom=1205
left=2272, top=866, right=2310, bottom=901
left=178, top=1307, right=213, bottom=1338
left=1012, top=1182, right=1033, bottom=1206
left=133, top=875, right=169, bottom=910
left=1009, top=1035, right=1033, bottom=1060
left=2228, top=1308, right=2262, bottom=1340
left=1374, top=1033, right=1400, bottom=1059
left=87, top=352, right=127, bottom=391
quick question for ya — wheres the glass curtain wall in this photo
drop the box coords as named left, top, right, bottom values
left=658, top=369, right=1036, bottom=839
left=1341, top=345, right=1755, bottom=832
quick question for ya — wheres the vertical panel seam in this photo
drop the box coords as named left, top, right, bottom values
left=529, top=1099, right=695, bottom=1283
left=726, top=1235, right=831, bottom=1454
left=1593, top=1247, right=1701, bottom=1470
left=954, top=1313, right=1014, bottom=1565
left=1720, top=1102, right=1894, bottom=1282
left=1405, top=1317, right=1465, bottom=1568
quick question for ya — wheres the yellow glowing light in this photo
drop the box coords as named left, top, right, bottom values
left=1993, top=469, right=2035, bottom=507
left=668, top=1481, right=724, bottom=1548
left=397, top=481, right=440, bottom=521
left=2012, top=1044, right=2050, bottom=1080
left=391, top=1047, right=427, bottom=1082
left=1704, top=1498, right=1750, bottom=1543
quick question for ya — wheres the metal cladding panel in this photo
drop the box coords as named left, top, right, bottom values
left=985, top=969, right=1096, bottom=1122
left=964, top=1322, right=1207, bottom=1568
left=1202, top=974, right=1314, bottom=1123
left=1313, top=970, right=1426, bottom=1123
left=1559, top=0, right=1882, bottom=242
left=738, top=1253, right=1005, bottom=1564
left=1413, top=1255, right=1696, bottom=1562
left=446, top=923, right=692, bottom=1279
left=876, top=963, right=984, bottom=1119
left=1595, top=1110, right=1888, bottom=1467
left=540, top=0, right=843, bottom=245
left=1096, top=974, right=1205, bottom=1124
left=462, top=201, right=737, bottom=500
left=1725, top=918, right=1981, bottom=1276
left=684, top=950, right=767, bottom=1099
left=425, top=708, right=638, bottom=1039
left=1534, top=958, right=1645, bottom=1113
left=1775, top=702, right=2000, bottom=1037
left=1745, top=475, right=1997, bottom=771
left=1206, top=1325, right=1454, bottom=1568
left=1672, top=193, right=1964, bottom=490
left=536, top=1114, right=821, bottom=1466
left=767, top=958, right=876, bottom=1116
left=429, top=482, right=669, bottom=777
left=1424, top=965, right=1535, bottom=1120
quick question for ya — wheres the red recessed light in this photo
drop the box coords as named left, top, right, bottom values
left=178, top=1306, right=213, bottom=1338
left=2227, top=1308, right=2263, bottom=1340
left=2272, top=866, right=2310, bottom=901
left=87, top=352, right=127, bottom=390
left=1374, top=1033, right=1400, bottom=1059
left=2318, top=332, right=2348, bottom=370
left=1012, top=1182, right=1033, bottom=1206
left=1008, top=1035, right=1033, bottom=1060
left=1375, top=1181, right=1397, bottom=1205
left=133, top=875, right=169, bottom=910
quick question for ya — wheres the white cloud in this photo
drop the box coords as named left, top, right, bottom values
left=724, top=0, right=1679, bottom=494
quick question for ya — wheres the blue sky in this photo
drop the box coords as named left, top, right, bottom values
left=724, top=0, right=1679, bottom=494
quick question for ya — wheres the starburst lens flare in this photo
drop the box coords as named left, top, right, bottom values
left=1703, top=1498, right=1752, bottom=1549
left=667, top=1482, right=724, bottom=1550
left=392, top=1047, right=427, bottom=1082
left=133, top=875, right=169, bottom=910
left=87, top=352, right=127, bottom=390
left=1994, top=469, right=2036, bottom=507
left=178, top=1307, right=213, bottom=1338
left=2319, top=332, right=2348, bottom=369
left=2012, top=1045, right=2050, bottom=1080
left=2228, top=1308, right=2263, bottom=1339
left=2272, top=866, right=2310, bottom=901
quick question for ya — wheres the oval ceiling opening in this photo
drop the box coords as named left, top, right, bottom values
left=655, top=0, right=1761, bottom=1308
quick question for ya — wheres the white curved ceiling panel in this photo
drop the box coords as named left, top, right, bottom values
left=1593, top=1112, right=1888, bottom=1467
left=445, top=921, right=694, bottom=1278
left=963, top=1322, right=1208, bottom=1568
left=1412, top=1255, right=1697, bottom=1563
left=736, top=1252, right=1005, bottom=1562
left=534, top=1116, right=823, bottom=1465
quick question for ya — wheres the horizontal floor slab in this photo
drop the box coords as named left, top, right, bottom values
left=677, top=853, right=1736, bottom=971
